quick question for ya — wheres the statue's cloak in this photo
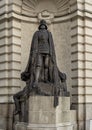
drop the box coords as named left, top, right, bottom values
left=21, top=30, right=68, bottom=106
left=22, top=30, right=60, bottom=87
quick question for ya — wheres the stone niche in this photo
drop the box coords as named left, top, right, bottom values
left=15, top=0, right=77, bottom=130
left=21, top=0, right=72, bottom=91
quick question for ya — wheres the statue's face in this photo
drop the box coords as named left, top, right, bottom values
left=40, top=25, right=46, bottom=29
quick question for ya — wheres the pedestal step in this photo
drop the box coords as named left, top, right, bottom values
left=15, top=122, right=77, bottom=130
left=29, top=110, right=76, bottom=124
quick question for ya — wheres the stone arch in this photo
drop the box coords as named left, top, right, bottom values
left=22, top=0, right=70, bottom=17
left=21, top=0, right=72, bottom=93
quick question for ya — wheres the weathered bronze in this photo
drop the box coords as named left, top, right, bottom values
left=13, top=20, right=69, bottom=117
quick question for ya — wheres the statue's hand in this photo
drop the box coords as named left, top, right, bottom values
left=21, top=72, right=30, bottom=81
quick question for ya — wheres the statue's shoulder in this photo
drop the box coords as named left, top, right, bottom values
left=33, top=31, right=39, bottom=38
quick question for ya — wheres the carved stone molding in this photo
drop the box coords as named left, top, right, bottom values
left=22, top=0, right=70, bottom=17
left=38, top=10, right=54, bottom=24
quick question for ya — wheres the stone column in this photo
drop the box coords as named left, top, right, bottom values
left=0, top=0, right=22, bottom=130
left=84, top=0, right=92, bottom=129
left=70, top=0, right=92, bottom=129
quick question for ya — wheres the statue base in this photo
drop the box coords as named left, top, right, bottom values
left=15, top=122, right=77, bottom=130
left=15, top=96, right=77, bottom=130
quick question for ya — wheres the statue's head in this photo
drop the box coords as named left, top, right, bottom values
left=38, top=20, right=48, bottom=30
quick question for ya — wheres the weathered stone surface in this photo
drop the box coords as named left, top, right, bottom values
left=15, top=96, right=77, bottom=130
left=15, top=122, right=76, bottom=130
left=28, top=96, right=76, bottom=124
left=0, top=103, right=14, bottom=130
left=29, top=96, right=70, bottom=111
left=15, top=123, right=27, bottom=130
left=29, top=110, right=76, bottom=124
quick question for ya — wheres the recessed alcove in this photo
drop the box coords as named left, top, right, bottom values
left=21, top=0, right=71, bottom=92
left=22, top=0, right=70, bottom=17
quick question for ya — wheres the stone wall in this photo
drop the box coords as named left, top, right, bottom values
left=0, top=0, right=92, bottom=130
left=53, top=22, right=71, bottom=90
left=70, top=0, right=92, bottom=130
left=0, top=0, right=22, bottom=130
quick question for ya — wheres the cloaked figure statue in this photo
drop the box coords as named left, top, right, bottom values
left=13, top=20, right=69, bottom=116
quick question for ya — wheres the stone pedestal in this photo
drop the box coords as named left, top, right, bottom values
left=15, top=96, right=77, bottom=130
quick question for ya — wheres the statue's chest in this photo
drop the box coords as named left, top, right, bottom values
left=38, top=31, right=48, bottom=41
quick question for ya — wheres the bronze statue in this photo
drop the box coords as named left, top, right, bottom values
left=13, top=20, right=69, bottom=116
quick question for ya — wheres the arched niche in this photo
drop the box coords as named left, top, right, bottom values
left=22, top=0, right=70, bottom=17
left=21, top=0, right=72, bottom=91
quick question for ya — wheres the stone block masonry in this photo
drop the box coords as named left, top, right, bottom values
left=15, top=96, right=77, bottom=130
